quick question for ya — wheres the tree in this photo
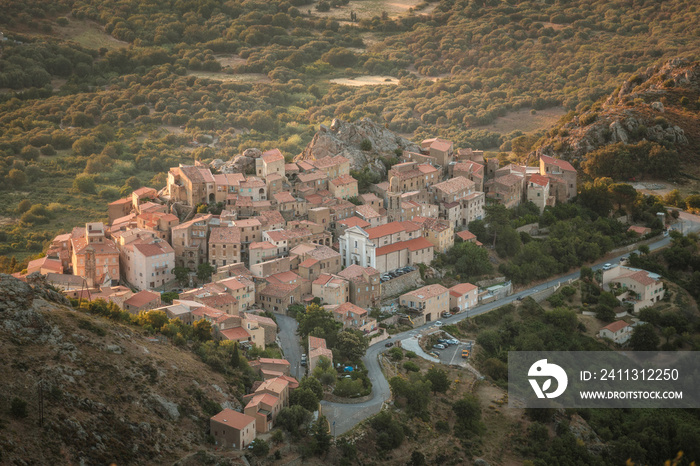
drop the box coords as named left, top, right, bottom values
left=297, top=303, right=342, bottom=346
left=298, top=376, right=323, bottom=401
left=173, top=266, right=189, bottom=285
left=17, top=199, right=32, bottom=214
left=638, top=245, right=650, bottom=255
left=608, top=183, right=638, bottom=211
left=595, top=305, right=616, bottom=323
left=72, top=136, right=97, bottom=157
left=276, top=405, right=312, bottom=437
left=334, top=378, right=363, bottom=397
left=73, top=174, right=96, bottom=194
left=193, top=319, right=212, bottom=341
left=312, top=356, right=336, bottom=386
left=250, top=439, right=269, bottom=457
left=136, top=310, right=169, bottom=332
left=161, top=291, right=179, bottom=304
left=229, top=342, right=240, bottom=368
left=196, top=262, right=215, bottom=283
left=630, top=323, right=659, bottom=351
left=425, top=366, right=450, bottom=394
left=290, top=387, right=319, bottom=411
left=369, top=411, right=404, bottom=450
left=313, top=415, right=331, bottom=455
left=453, top=395, right=483, bottom=436
left=580, top=266, right=594, bottom=281
left=662, top=326, right=676, bottom=345
left=335, top=330, right=368, bottom=362
left=409, top=451, right=427, bottom=466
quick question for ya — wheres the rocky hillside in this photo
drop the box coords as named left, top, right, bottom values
left=0, top=274, right=244, bottom=465
left=295, top=118, right=421, bottom=175
left=534, top=58, right=699, bottom=170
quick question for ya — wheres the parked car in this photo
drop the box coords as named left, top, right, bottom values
left=433, top=344, right=446, bottom=350
left=300, top=354, right=307, bottom=366
left=442, top=312, right=452, bottom=318
left=385, top=341, right=394, bottom=347
left=428, top=352, right=439, bottom=358
left=448, top=339, right=460, bottom=345
left=602, top=263, right=613, bottom=271
left=435, top=321, right=443, bottom=326
left=438, top=338, right=448, bottom=344
left=461, top=349, right=470, bottom=358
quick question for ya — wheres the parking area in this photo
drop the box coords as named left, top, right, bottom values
left=380, top=266, right=415, bottom=283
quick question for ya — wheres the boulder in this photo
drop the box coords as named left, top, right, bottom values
left=295, top=118, right=421, bottom=175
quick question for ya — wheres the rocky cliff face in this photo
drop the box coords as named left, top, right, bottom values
left=295, top=118, right=421, bottom=175
left=534, top=58, right=698, bottom=165
left=0, top=274, right=242, bottom=465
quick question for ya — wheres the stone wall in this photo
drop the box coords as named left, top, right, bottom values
left=380, top=270, right=422, bottom=299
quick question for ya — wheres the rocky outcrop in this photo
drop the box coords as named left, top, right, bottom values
left=534, top=58, right=697, bottom=165
left=295, top=118, right=421, bottom=175
left=212, top=147, right=260, bottom=175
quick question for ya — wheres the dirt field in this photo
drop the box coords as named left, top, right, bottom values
left=52, top=17, right=128, bottom=50
left=480, top=106, right=568, bottom=135
left=330, top=75, right=400, bottom=86
left=308, top=0, right=437, bottom=21
left=186, top=71, right=271, bottom=83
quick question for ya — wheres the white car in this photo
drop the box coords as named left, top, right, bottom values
left=602, top=263, right=613, bottom=271
left=435, top=321, right=443, bottom=326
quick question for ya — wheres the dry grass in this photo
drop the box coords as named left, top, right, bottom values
left=52, top=17, right=128, bottom=50
left=330, top=75, right=400, bottom=86
left=186, top=71, right=271, bottom=83
left=309, top=0, right=436, bottom=21
left=479, top=106, right=568, bottom=135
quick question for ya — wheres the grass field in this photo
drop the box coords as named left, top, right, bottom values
left=186, top=71, right=271, bottom=83
left=480, top=106, right=568, bottom=135
left=52, top=17, right=128, bottom=51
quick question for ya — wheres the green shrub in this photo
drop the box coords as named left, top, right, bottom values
left=10, top=397, right=28, bottom=418
left=73, top=174, right=96, bottom=194
left=403, top=361, right=420, bottom=372
left=360, top=138, right=372, bottom=151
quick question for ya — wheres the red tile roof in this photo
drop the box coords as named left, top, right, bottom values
left=540, top=154, right=576, bottom=172
left=330, top=174, right=357, bottom=186
left=124, top=290, right=160, bottom=308
left=376, top=237, right=433, bottom=256
left=450, top=283, right=477, bottom=295
left=364, top=221, right=420, bottom=240
left=261, top=148, right=284, bottom=163
left=338, top=216, right=371, bottom=229
left=601, top=320, right=630, bottom=333
left=402, top=284, right=449, bottom=300
left=528, top=174, right=550, bottom=187
left=220, top=327, right=251, bottom=341
left=456, top=230, right=477, bottom=241
left=211, top=409, right=256, bottom=430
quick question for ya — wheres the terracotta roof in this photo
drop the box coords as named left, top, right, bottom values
left=355, top=204, right=381, bottom=219
left=626, top=270, right=658, bottom=286
left=412, top=216, right=450, bottom=232
left=417, top=163, right=439, bottom=174
left=429, top=139, right=452, bottom=152
left=298, top=171, right=327, bottom=183
left=261, top=148, right=284, bottom=163
left=306, top=245, right=340, bottom=261
left=211, top=409, right=256, bottom=430
left=493, top=173, right=523, bottom=187
left=364, top=221, right=420, bottom=240
left=540, top=154, right=575, bottom=172
left=337, top=264, right=378, bottom=281
left=333, top=301, right=367, bottom=317
left=432, top=176, right=474, bottom=194
left=308, top=336, right=327, bottom=350
left=134, top=241, right=174, bottom=257
left=528, top=174, right=550, bottom=187
left=259, top=357, right=290, bottom=366
left=456, top=230, right=477, bottom=241
left=220, top=327, right=251, bottom=341
left=627, top=225, right=651, bottom=235
left=260, top=283, right=298, bottom=298
left=330, top=174, right=357, bottom=187
left=124, top=290, right=160, bottom=308
left=273, top=191, right=296, bottom=203
left=198, top=293, right=238, bottom=308
left=299, top=258, right=319, bottom=268
left=338, top=216, right=371, bottom=229
left=257, top=210, right=285, bottom=226
left=268, top=271, right=300, bottom=284
left=403, top=284, right=449, bottom=300
left=234, top=218, right=261, bottom=228
left=297, top=161, right=315, bottom=171
left=245, top=392, right=279, bottom=410
left=109, top=197, right=132, bottom=206
left=209, top=226, right=241, bottom=244
left=376, top=236, right=433, bottom=256
left=256, top=376, right=289, bottom=395
left=309, top=347, right=333, bottom=360
left=601, top=320, right=630, bottom=333
left=450, top=283, right=477, bottom=295
left=285, top=163, right=299, bottom=172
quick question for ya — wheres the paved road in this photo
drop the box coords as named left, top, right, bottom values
left=276, top=315, right=305, bottom=381
left=280, top=219, right=700, bottom=436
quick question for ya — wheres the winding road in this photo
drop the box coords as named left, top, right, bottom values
left=276, top=216, right=700, bottom=436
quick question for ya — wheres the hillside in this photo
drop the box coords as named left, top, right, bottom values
left=0, top=273, right=245, bottom=465
left=533, top=58, right=700, bottom=179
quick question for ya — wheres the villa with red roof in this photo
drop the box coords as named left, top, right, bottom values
left=400, top=284, right=450, bottom=325
left=602, top=265, right=665, bottom=313
left=449, top=283, right=478, bottom=313
left=210, top=409, right=257, bottom=450
left=308, top=336, right=333, bottom=373
left=598, top=320, right=633, bottom=345
left=124, top=290, right=162, bottom=314
left=539, top=154, right=577, bottom=202
left=526, top=173, right=554, bottom=212
left=328, top=301, right=377, bottom=333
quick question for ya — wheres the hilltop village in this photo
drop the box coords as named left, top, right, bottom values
left=14, top=136, right=580, bottom=448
